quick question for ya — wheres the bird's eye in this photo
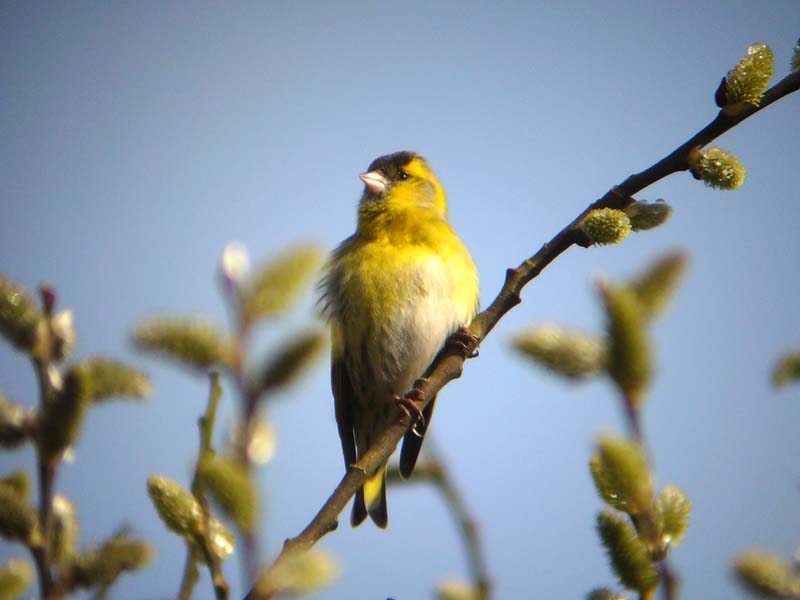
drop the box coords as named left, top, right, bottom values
left=397, top=170, right=409, bottom=181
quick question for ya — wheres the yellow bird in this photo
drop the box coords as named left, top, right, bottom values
left=319, top=151, right=479, bottom=527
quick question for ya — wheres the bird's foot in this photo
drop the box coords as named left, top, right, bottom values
left=446, top=326, right=480, bottom=359
left=393, top=386, right=426, bottom=437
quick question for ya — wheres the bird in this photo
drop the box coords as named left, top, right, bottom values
left=319, top=150, right=479, bottom=528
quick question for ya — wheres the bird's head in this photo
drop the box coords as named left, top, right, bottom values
left=356, top=151, right=448, bottom=230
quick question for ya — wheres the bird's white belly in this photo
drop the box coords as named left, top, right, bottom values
left=385, top=255, right=469, bottom=394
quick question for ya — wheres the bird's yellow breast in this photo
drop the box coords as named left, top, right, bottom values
left=326, top=220, right=478, bottom=397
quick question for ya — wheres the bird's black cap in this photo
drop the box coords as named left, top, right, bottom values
left=366, top=151, right=417, bottom=177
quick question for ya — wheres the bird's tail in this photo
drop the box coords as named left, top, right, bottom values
left=351, top=465, right=388, bottom=528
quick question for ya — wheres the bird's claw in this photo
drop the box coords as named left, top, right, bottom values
left=446, top=326, right=480, bottom=359
left=394, top=389, right=426, bottom=437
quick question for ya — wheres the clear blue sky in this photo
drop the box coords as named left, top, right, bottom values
left=2, top=2, right=799, bottom=599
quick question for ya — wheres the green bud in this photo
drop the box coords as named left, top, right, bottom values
left=623, top=200, right=672, bottom=232
left=50, top=495, right=79, bottom=567
left=0, top=558, right=34, bottom=599
left=251, top=330, right=326, bottom=396
left=147, top=475, right=202, bottom=538
left=0, top=471, right=29, bottom=500
left=220, top=242, right=251, bottom=285
left=688, top=146, right=746, bottom=190
left=734, top=551, right=800, bottom=598
left=39, top=364, right=92, bottom=459
left=0, top=275, right=43, bottom=354
left=51, top=309, right=76, bottom=362
left=581, top=208, right=632, bottom=246
left=255, top=550, right=339, bottom=597
left=230, top=419, right=277, bottom=465
left=590, top=435, right=653, bottom=516
left=242, top=244, right=323, bottom=324
left=772, top=351, right=800, bottom=388
left=0, top=396, right=29, bottom=449
left=600, top=282, right=652, bottom=406
left=199, top=456, right=258, bottom=532
left=511, top=324, right=607, bottom=380
left=629, top=251, right=688, bottom=320
left=133, top=318, right=231, bottom=371
left=722, top=43, right=774, bottom=114
left=67, top=532, right=153, bottom=590
left=205, top=517, right=235, bottom=560
left=436, top=579, right=481, bottom=600
left=792, top=38, right=800, bottom=73
left=0, top=485, right=36, bottom=543
left=77, top=357, right=152, bottom=402
left=654, top=485, right=691, bottom=550
left=597, top=510, right=659, bottom=594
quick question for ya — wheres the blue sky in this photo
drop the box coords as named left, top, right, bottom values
left=1, top=3, right=799, bottom=599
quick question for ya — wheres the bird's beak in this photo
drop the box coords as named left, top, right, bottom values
left=359, top=170, right=388, bottom=194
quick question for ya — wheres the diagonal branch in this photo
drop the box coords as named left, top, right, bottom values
left=245, top=68, right=800, bottom=600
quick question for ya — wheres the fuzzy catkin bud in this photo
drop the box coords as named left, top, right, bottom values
left=199, top=456, right=257, bottom=531
left=590, top=435, right=653, bottom=516
left=39, top=364, right=92, bottom=459
left=581, top=209, right=631, bottom=246
left=688, top=147, right=746, bottom=190
left=597, top=510, right=659, bottom=594
left=51, top=309, right=76, bottom=361
left=0, top=485, right=37, bottom=543
left=204, top=517, right=235, bottom=560
left=512, top=325, right=606, bottom=380
left=0, top=396, right=28, bottom=449
left=734, top=551, right=800, bottom=597
left=68, top=533, right=153, bottom=589
left=772, top=351, right=800, bottom=388
left=242, top=244, right=323, bottom=324
left=600, top=283, right=652, bottom=406
left=79, top=357, right=152, bottom=402
left=0, top=276, right=43, bottom=354
left=50, top=495, right=79, bottom=567
left=133, top=318, right=231, bottom=371
left=147, top=475, right=202, bottom=538
left=255, top=550, right=339, bottom=597
left=624, top=200, right=672, bottom=231
left=655, top=485, right=691, bottom=550
left=629, top=251, right=688, bottom=320
left=0, top=472, right=29, bottom=500
left=436, top=579, right=481, bottom=600
left=220, top=241, right=251, bottom=285
left=253, top=330, right=326, bottom=394
left=0, top=558, right=34, bottom=599
left=721, top=43, right=774, bottom=114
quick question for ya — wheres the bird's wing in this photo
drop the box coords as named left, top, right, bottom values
left=332, top=354, right=357, bottom=470
left=332, top=353, right=372, bottom=526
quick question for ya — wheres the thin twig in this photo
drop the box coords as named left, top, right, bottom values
left=225, top=278, right=262, bottom=586
left=658, top=560, right=680, bottom=600
left=245, top=69, right=800, bottom=600
left=182, top=372, right=230, bottom=600
left=387, top=439, right=492, bottom=600
left=177, top=556, right=200, bottom=600
left=30, top=287, right=58, bottom=598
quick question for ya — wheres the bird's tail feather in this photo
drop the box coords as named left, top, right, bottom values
left=351, top=466, right=388, bottom=528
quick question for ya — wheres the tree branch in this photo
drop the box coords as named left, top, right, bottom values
left=244, top=68, right=800, bottom=600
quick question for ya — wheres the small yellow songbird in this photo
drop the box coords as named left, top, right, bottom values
left=319, top=151, right=479, bottom=528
